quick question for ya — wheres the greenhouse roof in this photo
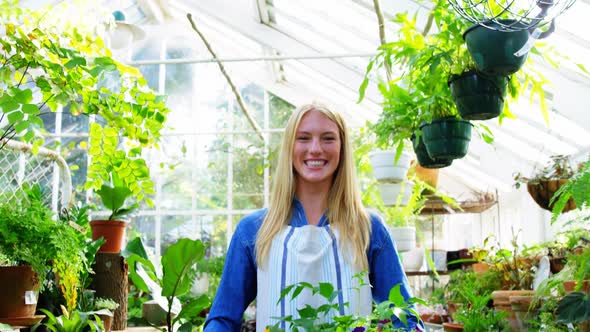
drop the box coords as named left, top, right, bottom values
left=22, top=0, right=590, bottom=196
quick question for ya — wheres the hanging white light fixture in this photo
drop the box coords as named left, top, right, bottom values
left=107, top=10, right=146, bottom=50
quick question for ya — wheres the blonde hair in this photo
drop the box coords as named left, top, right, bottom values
left=255, top=102, right=371, bottom=269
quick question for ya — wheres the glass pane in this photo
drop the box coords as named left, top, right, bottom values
left=231, top=83, right=264, bottom=132
left=232, top=134, right=264, bottom=210
left=269, top=93, right=294, bottom=129
left=195, top=134, right=228, bottom=210
left=128, top=215, right=156, bottom=255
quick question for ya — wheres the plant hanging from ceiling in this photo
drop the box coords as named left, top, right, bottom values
left=0, top=1, right=169, bottom=206
left=359, top=0, right=572, bottom=164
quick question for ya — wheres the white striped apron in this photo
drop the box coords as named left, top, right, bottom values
left=256, top=224, right=372, bottom=332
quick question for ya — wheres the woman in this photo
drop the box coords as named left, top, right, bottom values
left=204, top=102, right=421, bottom=331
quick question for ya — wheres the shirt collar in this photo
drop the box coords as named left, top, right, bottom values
left=292, top=196, right=329, bottom=227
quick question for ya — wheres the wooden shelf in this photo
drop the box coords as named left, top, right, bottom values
left=420, top=196, right=497, bottom=215
left=406, top=271, right=450, bottom=276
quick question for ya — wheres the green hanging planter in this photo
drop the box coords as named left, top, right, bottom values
left=411, top=134, right=453, bottom=169
left=448, top=70, right=508, bottom=120
left=420, top=118, right=473, bottom=160
left=463, top=20, right=530, bottom=76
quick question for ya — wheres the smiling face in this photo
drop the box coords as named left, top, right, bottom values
left=292, top=110, right=342, bottom=189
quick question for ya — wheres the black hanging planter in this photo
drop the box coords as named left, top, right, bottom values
left=463, top=20, right=530, bottom=76
left=448, top=70, right=509, bottom=120
left=411, top=134, right=453, bottom=169
left=420, top=118, right=473, bottom=160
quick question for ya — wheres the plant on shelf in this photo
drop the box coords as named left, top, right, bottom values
left=514, top=154, right=579, bottom=213
left=0, top=184, right=86, bottom=317
left=90, top=172, right=139, bottom=253
left=0, top=1, right=168, bottom=207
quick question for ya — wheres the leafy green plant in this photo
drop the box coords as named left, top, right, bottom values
left=0, top=1, right=168, bottom=206
left=95, top=172, right=138, bottom=221
left=452, top=286, right=508, bottom=331
left=266, top=273, right=425, bottom=332
left=33, top=307, right=104, bottom=332
left=123, top=237, right=211, bottom=332
left=94, top=298, right=119, bottom=311
left=359, top=0, right=569, bottom=155
left=0, top=184, right=84, bottom=297
left=551, top=156, right=590, bottom=222
left=195, top=255, right=226, bottom=298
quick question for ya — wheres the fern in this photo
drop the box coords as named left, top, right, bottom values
left=551, top=157, right=590, bottom=223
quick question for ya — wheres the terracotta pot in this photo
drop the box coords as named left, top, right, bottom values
left=0, top=266, right=40, bottom=318
left=443, top=322, right=464, bottom=332
left=563, top=280, right=590, bottom=293
left=446, top=300, right=463, bottom=322
left=510, top=295, right=537, bottom=331
left=527, top=179, right=576, bottom=213
left=420, top=313, right=443, bottom=324
left=413, top=164, right=439, bottom=191
left=472, top=262, right=490, bottom=275
left=98, top=314, right=113, bottom=332
left=90, top=220, right=127, bottom=253
left=549, top=257, right=566, bottom=274
left=492, top=290, right=534, bottom=332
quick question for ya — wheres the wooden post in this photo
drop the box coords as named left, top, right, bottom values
left=92, top=253, right=128, bottom=330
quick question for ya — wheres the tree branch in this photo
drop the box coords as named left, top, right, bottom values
left=372, top=0, right=392, bottom=82
left=422, top=13, right=435, bottom=36
left=186, top=14, right=264, bottom=142
left=37, top=94, right=55, bottom=111
left=17, top=62, right=30, bottom=87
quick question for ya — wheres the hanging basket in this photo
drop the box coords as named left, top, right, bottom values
left=411, top=134, right=452, bottom=169
left=526, top=179, right=577, bottom=213
left=420, top=118, right=473, bottom=160
left=448, top=70, right=508, bottom=120
left=464, top=20, right=530, bottom=76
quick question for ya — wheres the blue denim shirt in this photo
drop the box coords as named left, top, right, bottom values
left=204, top=200, right=422, bottom=331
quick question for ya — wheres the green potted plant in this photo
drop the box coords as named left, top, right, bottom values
left=360, top=2, right=475, bottom=167
left=90, top=173, right=139, bottom=253
left=514, top=154, right=578, bottom=213
left=0, top=185, right=84, bottom=321
left=93, top=297, right=119, bottom=332
left=123, top=237, right=211, bottom=332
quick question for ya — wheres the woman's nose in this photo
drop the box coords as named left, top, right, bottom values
left=309, top=137, right=321, bottom=152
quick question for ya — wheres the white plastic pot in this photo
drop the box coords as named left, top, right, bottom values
left=378, top=181, right=414, bottom=206
left=369, top=150, right=412, bottom=183
left=401, top=248, right=424, bottom=271
left=389, top=226, right=416, bottom=252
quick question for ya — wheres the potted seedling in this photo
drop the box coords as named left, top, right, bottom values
left=90, top=173, right=139, bottom=253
